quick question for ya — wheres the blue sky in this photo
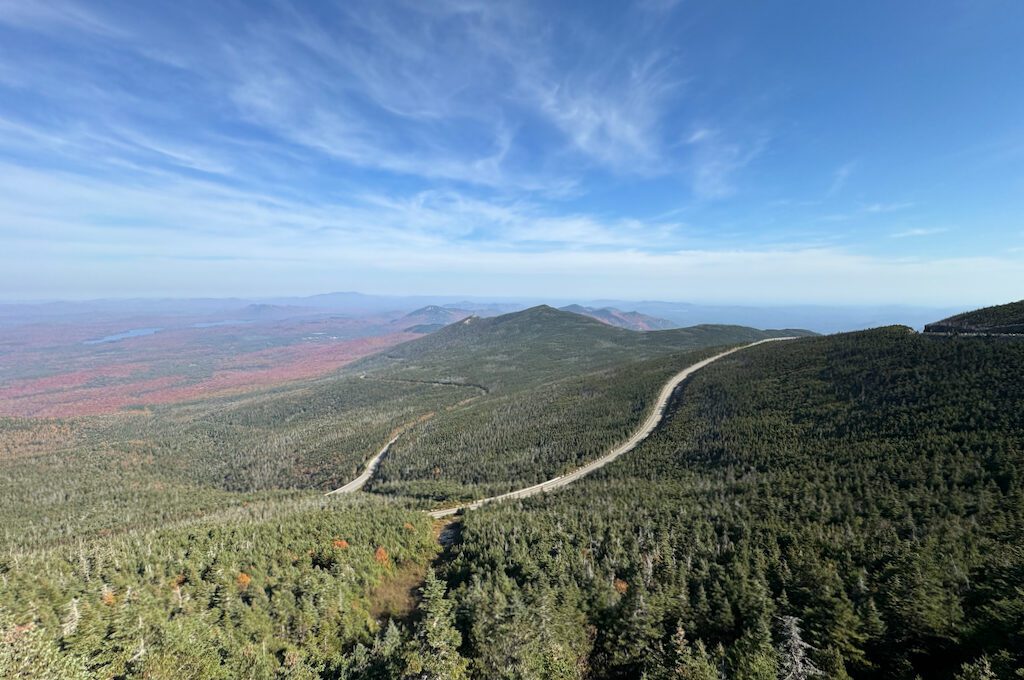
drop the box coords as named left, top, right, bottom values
left=1, top=0, right=1022, bottom=305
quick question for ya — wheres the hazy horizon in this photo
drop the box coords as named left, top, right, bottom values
left=0, top=287, right=966, bottom=311
left=0, top=287, right=970, bottom=336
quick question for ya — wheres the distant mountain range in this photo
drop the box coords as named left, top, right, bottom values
left=353, top=304, right=813, bottom=390
left=399, top=305, right=474, bottom=333
left=559, top=304, right=677, bottom=331
left=0, top=290, right=970, bottom=334
left=397, top=303, right=677, bottom=333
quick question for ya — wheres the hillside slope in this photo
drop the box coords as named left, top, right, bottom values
left=352, top=305, right=808, bottom=391
left=0, top=304, right=814, bottom=676
left=924, top=299, right=1024, bottom=334
left=560, top=304, right=678, bottom=330
left=448, top=328, right=1024, bottom=678
left=354, top=306, right=813, bottom=500
left=0, top=305, right=810, bottom=546
left=397, top=304, right=473, bottom=331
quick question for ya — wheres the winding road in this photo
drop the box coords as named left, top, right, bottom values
left=328, top=337, right=795, bottom=512
left=326, top=430, right=405, bottom=495
left=326, top=380, right=483, bottom=495
left=427, top=337, right=795, bottom=518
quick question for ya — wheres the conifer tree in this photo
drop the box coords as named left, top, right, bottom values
left=669, top=625, right=718, bottom=680
left=953, top=657, right=997, bottom=680
left=730, top=620, right=778, bottom=680
left=776, top=616, right=822, bottom=680
left=404, top=569, right=469, bottom=680
left=0, top=616, right=89, bottom=680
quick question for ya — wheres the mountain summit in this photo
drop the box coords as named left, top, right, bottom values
left=352, top=304, right=811, bottom=392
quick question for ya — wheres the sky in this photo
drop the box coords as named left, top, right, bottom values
left=1, top=0, right=1023, bottom=305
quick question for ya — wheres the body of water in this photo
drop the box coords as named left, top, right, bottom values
left=84, top=327, right=163, bottom=344
left=190, top=319, right=253, bottom=328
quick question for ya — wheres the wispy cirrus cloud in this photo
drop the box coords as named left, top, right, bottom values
left=685, top=127, right=768, bottom=199
left=827, top=161, right=857, bottom=197
left=864, top=202, right=915, bottom=214
left=890, top=227, right=949, bottom=238
left=2, top=1, right=1020, bottom=304
left=0, top=0, right=767, bottom=204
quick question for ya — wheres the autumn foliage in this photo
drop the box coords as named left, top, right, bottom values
left=374, top=546, right=390, bottom=567
left=333, top=538, right=350, bottom=549
left=236, top=572, right=252, bottom=590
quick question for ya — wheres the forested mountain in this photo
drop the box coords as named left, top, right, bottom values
left=1, top=307, right=810, bottom=677
left=0, top=307, right=801, bottom=549
left=356, top=306, right=810, bottom=500
left=398, top=305, right=474, bottom=332
left=445, top=327, right=1024, bottom=679
left=924, top=299, right=1024, bottom=334
left=3, top=304, right=1021, bottom=679
left=559, top=305, right=678, bottom=331
left=353, top=305, right=805, bottom=391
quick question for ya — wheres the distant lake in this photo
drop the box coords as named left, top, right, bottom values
left=82, top=320, right=255, bottom=345
left=84, top=327, right=163, bottom=345
left=190, top=319, right=253, bottom=328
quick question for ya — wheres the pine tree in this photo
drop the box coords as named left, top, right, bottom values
left=818, top=647, right=852, bottom=680
left=0, top=616, right=90, bottom=680
left=669, top=625, right=718, bottom=680
left=138, top=615, right=228, bottom=679
left=404, top=569, right=469, bottom=680
left=953, top=657, right=997, bottom=680
left=366, top=619, right=406, bottom=679
left=776, top=616, right=822, bottom=680
left=730, top=620, right=778, bottom=680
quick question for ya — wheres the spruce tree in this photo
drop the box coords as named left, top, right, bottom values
left=953, top=657, right=997, bottom=680
left=776, top=616, right=822, bottom=680
left=669, top=625, right=718, bottom=680
left=404, top=569, right=469, bottom=680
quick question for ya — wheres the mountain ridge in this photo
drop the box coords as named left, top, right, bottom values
left=351, top=304, right=813, bottom=395
left=924, top=299, right=1024, bottom=334
left=559, top=304, right=677, bottom=330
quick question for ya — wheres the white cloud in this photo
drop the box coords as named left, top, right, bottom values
left=2, top=1, right=1013, bottom=306
left=890, top=227, right=949, bottom=238
left=864, top=202, right=915, bottom=214
left=827, top=161, right=856, bottom=197
left=685, top=129, right=767, bottom=199
left=1, top=160, right=1019, bottom=305
left=0, top=0, right=123, bottom=37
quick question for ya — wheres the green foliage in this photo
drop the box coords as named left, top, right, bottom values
left=0, top=611, right=90, bottom=680
left=7, top=305, right=1022, bottom=678
left=403, top=569, right=469, bottom=679
left=444, top=330, right=1024, bottom=679
left=365, top=306, right=806, bottom=498
left=0, top=495, right=439, bottom=677
left=926, top=299, right=1024, bottom=334
left=952, top=657, right=996, bottom=680
left=0, top=377, right=463, bottom=549
left=0, top=307, right=800, bottom=547
left=669, top=628, right=719, bottom=680
left=373, top=351, right=720, bottom=498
